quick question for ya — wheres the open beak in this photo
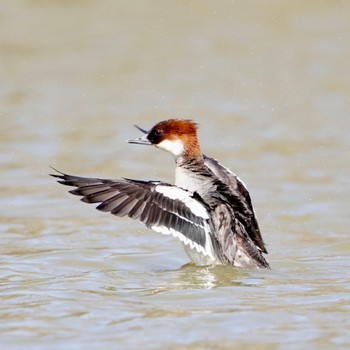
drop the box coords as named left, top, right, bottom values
left=127, top=125, right=152, bottom=145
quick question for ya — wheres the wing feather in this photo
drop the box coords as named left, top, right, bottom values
left=203, top=154, right=268, bottom=254
left=51, top=171, right=215, bottom=259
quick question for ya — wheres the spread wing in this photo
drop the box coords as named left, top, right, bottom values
left=51, top=170, right=216, bottom=260
left=203, top=154, right=268, bottom=254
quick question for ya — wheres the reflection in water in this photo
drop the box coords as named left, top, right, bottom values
left=101, top=264, right=261, bottom=297
left=164, top=265, right=248, bottom=291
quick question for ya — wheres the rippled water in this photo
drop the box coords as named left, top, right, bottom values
left=1, top=1, right=349, bottom=349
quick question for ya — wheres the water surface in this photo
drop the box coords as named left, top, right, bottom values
left=1, top=1, right=349, bottom=349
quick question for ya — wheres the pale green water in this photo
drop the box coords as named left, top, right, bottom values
left=1, top=1, right=349, bottom=349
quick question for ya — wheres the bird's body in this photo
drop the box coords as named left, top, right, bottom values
left=52, top=119, right=269, bottom=269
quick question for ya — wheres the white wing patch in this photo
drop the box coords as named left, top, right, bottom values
left=152, top=185, right=218, bottom=264
left=155, top=185, right=209, bottom=219
left=150, top=224, right=216, bottom=262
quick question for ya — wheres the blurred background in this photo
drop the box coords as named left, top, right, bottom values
left=1, top=1, right=349, bottom=349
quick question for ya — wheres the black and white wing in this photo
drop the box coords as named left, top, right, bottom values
left=51, top=170, right=217, bottom=261
left=203, top=154, right=268, bottom=254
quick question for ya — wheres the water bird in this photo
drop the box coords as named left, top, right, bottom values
left=51, top=119, right=269, bottom=269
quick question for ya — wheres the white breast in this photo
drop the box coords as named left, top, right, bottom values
left=175, top=166, right=204, bottom=192
left=174, top=166, right=222, bottom=265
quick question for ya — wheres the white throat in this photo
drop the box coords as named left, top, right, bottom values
left=156, top=139, right=184, bottom=159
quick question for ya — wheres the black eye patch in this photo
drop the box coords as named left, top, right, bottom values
left=147, top=128, right=163, bottom=144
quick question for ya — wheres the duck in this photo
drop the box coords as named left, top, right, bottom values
left=51, top=119, right=270, bottom=269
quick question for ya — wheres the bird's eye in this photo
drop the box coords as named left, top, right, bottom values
left=147, top=128, right=163, bottom=144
